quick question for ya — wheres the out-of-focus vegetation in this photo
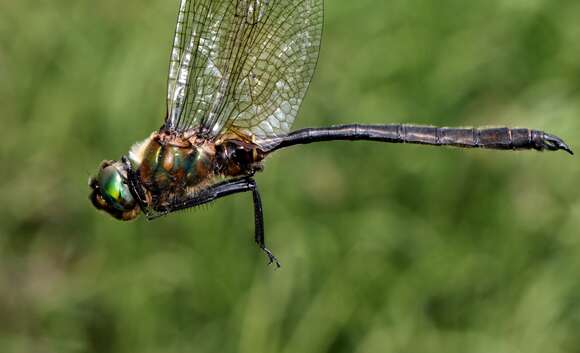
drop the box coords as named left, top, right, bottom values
left=1, top=0, right=579, bottom=352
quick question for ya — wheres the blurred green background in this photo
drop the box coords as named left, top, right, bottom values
left=1, top=0, right=580, bottom=352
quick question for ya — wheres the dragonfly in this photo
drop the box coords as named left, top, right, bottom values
left=89, top=0, right=572, bottom=267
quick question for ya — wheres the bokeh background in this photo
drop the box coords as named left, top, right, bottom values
left=1, top=0, right=580, bottom=352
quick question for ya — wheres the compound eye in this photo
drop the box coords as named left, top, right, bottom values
left=98, top=165, right=134, bottom=211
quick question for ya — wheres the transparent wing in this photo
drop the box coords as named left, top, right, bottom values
left=164, top=0, right=323, bottom=147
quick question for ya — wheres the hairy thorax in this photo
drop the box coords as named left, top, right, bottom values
left=128, top=130, right=265, bottom=208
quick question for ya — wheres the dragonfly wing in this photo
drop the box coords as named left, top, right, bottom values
left=164, top=0, right=323, bottom=147
left=165, top=0, right=189, bottom=125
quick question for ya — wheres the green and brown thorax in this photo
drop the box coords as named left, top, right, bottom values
left=129, top=131, right=266, bottom=209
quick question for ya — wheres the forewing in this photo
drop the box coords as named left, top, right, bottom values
left=164, top=0, right=323, bottom=147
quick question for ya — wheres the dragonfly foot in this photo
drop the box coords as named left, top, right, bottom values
left=543, top=133, right=574, bottom=155
left=261, top=247, right=281, bottom=268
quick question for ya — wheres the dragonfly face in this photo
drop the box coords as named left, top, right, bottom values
left=89, top=160, right=140, bottom=221
left=89, top=0, right=571, bottom=267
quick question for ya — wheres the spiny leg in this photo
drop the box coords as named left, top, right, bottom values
left=122, top=156, right=149, bottom=212
left=249, top=179, right=281, bottom=268
left=130, top=173, right=281, bottom=267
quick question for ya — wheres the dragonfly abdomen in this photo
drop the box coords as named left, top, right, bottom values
left=264, top=124, right=572, bottom=154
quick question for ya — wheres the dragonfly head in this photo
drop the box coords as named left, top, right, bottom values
left=89, top=160, right=140, bottom=221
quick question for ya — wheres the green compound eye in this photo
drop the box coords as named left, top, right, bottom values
left=98, top=165, right=135, bottom=211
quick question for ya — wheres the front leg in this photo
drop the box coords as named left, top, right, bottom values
left=249, top=180, right=281, bottom=268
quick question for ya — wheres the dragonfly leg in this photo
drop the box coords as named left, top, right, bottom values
left=131, top=174, right=281, bottom=267
left=249, top=180, right=281, bottom=268
left=122, top=156, right=149, bottom=212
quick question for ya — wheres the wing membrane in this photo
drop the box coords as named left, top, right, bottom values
left=164, top=0, right=323, bottom=147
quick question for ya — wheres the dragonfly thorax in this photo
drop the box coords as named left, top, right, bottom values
left=131, top=133, right=215, bottom=194
left=130, top=132, right=262, bottom=187
left=88, top=132, right=262, bottom=216
left=90, top=131, right=266, bottom=221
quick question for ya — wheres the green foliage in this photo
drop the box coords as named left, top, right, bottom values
left=1, top=1, right=579, bottom=352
